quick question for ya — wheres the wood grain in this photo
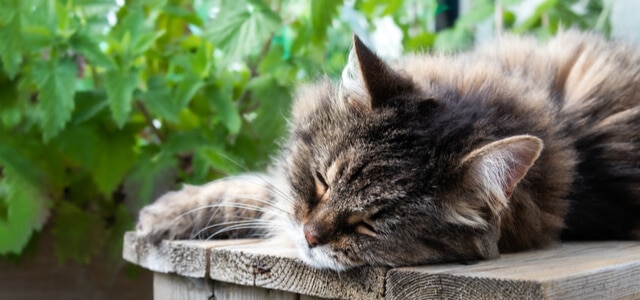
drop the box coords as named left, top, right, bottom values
left=385, top=242, right=640, bottom=300
left=209, top=240, right=387, bottom=299
left=154, top=272, right=212, bottom=300
left=123, top=232, right=640, bottom=299
left=123, top=231, right=260, bottom=277
left=212, top=281, right=300, bottom=300
left=123, top=231, right=208, bottom=277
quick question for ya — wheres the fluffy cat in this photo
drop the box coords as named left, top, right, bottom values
left=136, top=31, right=640, bottom=271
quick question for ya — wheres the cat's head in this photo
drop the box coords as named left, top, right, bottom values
left=281, top=36, right=543, bottom=270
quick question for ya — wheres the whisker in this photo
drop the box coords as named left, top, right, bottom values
left=175, top=201, right=285, bottom=223
left=219, top=194, right=290, bottom=215
left=192, top=202, right=226, bottom=239
left=202, top=218, right=280, bottom=228
left=185, top=165, right=297, bottom=212
left=204, top=224, right=277, bottom=240
left=213, top=152, right=252, bottom=174
left=223, top=172, right=296, bottom=208
left=192, top=219, right=280, bottom=238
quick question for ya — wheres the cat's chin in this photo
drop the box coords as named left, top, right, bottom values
left=285, top=222, right=351, bottom=271
left=297, top=245, right=350, bottom=271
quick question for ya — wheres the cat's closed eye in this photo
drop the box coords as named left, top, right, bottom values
left=347, top=215, right=378, bottom=237
left=354, top=221, right=377, bottom=237
left=313, top=171, right=329, bottom=200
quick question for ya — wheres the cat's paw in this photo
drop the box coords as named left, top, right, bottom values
left=135, top=186, right=202, bottom=244
left=135, top=175, right=276, bottom=244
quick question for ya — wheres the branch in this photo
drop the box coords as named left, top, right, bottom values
left=135, top=100, right=166, bottom=143
left=237, top=33, right=275, bottom=113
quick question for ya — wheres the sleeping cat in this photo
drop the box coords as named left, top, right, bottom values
left=136, top=31, right=640, bottom=271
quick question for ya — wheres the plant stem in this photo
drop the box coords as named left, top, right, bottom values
left=136, top=100, right=165, bottom=143
left=237, top=34, right=275, bottom=114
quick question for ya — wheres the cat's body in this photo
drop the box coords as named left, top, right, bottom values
left=136, top=31, right=640, bottom=271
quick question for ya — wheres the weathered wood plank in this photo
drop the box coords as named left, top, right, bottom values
left=123, top=231, right=259, bottom=277
left=154, top=273, right=212, bottom=300
left=123, top=232, right=640, bottom=299
left=385, top=242, right=640, bottom=300
left=154, top=272, right=303, bottom=300
left=208, top=240, right=387, bottom=299
left=124, top=231, right=207, bottom=277
left=212, top=281, right=299, bottom=300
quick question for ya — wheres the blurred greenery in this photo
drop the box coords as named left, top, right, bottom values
left=0, top=0, right=609, bottom=270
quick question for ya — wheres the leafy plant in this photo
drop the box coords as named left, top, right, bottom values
left=0, top=0, right=609, bottom=268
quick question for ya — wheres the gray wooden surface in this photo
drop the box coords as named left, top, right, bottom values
left=123, top=232, right=640, bottom=299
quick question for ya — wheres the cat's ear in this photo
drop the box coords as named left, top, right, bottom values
left=340, top=35, right=415, bottom=111
left=461, top=135, right=543, bottom=213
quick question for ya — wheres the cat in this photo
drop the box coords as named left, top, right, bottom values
left=135, top=30, right=640, bottom=271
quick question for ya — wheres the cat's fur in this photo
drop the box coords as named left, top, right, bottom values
left=136, top=31, right=640, bottom=271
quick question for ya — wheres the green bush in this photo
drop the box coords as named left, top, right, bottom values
left=0, top=0, right=608, bottom=265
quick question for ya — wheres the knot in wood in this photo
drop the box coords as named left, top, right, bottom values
left=253, top=263, right=271, bottom=275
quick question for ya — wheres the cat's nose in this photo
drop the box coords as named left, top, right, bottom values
left=303, top=225, right=321, bottom=248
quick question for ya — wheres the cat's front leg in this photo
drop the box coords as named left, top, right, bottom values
left=135, top=174, right=281, bottom=244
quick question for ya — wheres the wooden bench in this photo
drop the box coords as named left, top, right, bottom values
left=122, top=232, right=640, bottom=299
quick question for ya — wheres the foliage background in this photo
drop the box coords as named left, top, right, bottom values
left=0, top=0, right=610, bottom=281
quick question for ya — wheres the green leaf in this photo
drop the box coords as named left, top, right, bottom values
left=433, top=27, right=473, bottom=52
left=173, top=73, right=204, bottom=109
left=0, top=71, right=20, bottom=122
left=0, top=172, right=49, bottom=255
left=52, top=201, right=105, bottom=264
left=244, top=75, right=290, bottom=154
left=105, top=68, right=139, bottom=127
left=53, top=126, right=98, bottom=168
left=454, top=0, right=494, bottom=28
left=32, top=58, right=78, bottom=142
left=194, top=146, right=244, bottom=177
left=140, top=76, right=178, bottom=122
left=71, top=90, right=110, bottom=125
left=502, top=10, right=517, bottom=29
left=132, top=30, right=165, bottom=55
left=0, top=129, right=45, bottom=185
left=187, top=39, right=213, bottom=78
left=141, top=73, right=204, bottom=123
left=75, top=0, right=117, bottom=4
left=310, top=0, right=343, bottom=42
left=90, top=126, right=138, bottom=195
left=0, top=127, right=68, bottom=198
left=405, top=32, right=437, bottom=51
left=205, top=0, right=281, bottom=63
left=176, top=108, right=202, bottom=131
left=160, top=129, right=209, bottom=156
left=207, top=81, right=241, bottom=134
left=22, top=25, right=54, bottom=50
left=359, top=0, right=404, bottom=16
left=125, top=151, right=177, bottom=207
left=246, top=75, right=291, bottom=138
left=13, top=0, right=56, bottom=51
left=70, top=31, right=116, bottom=69
left=110, top=9, right=145, bottom=54
left=513, top=0, right=559, bottom=34
left=163, top=4, right=205, bottom=27
left=0, top=1, right=23, bottom=78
